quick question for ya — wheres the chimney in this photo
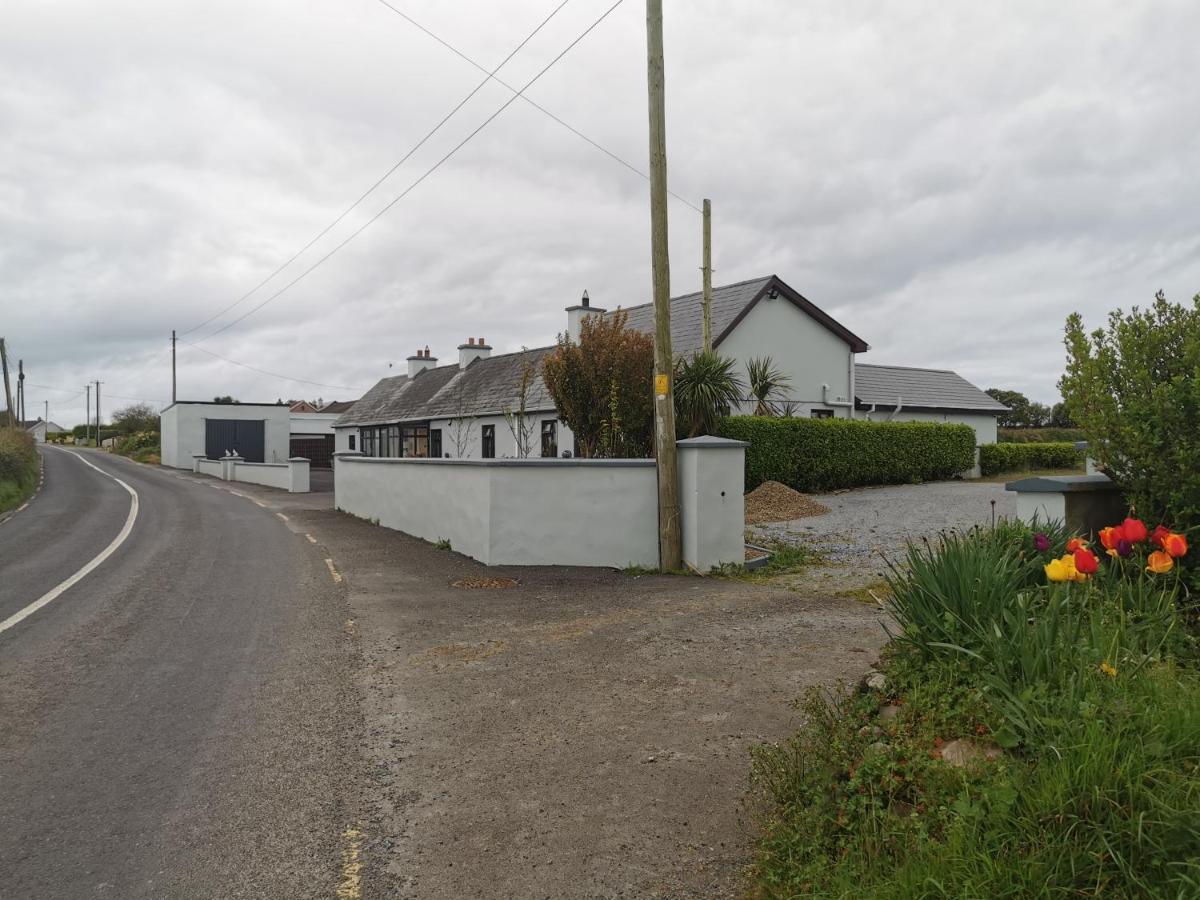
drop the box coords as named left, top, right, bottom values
left=565, top=290, right=607, bottom=343
left=458, top=336, right=492, bottom=369
left=407, top=347, right=438, bottom=378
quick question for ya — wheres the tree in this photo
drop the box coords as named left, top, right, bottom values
left=1049, top=401, right=1075, bottom=428
left=111, top=402, right=159, bottom=435
left=985, top=388, right=1051, bottom=428
left=673, top=350, right=745, bottom=438
left=542, top=310, right=655, bottom=458
left=213, top=396, right=237, bottom=405
left=502, top=350, right=538, bottom=459
left=444, top=379, right=475, bottom=458
left=1060, top=290, right=1200, bottom=525
left=746, top=356, right=791, bottom=416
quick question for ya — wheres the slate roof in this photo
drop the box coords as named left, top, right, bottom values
left=854, top=363, right=1007, bottom=413
left=333, top=348, right=556, bottom=428
left=613, top=274, right=870, bottom=354
left=319, top=400, right=357, bottom=414
left=336, top=275, right=871, bottom=429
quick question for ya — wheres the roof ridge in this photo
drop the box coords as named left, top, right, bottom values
left=611, top=275, right=773, bottom=315
left=856, top=362, right=956, bottom=375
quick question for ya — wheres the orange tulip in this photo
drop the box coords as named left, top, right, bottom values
left=1066, top=537, right=1089, bottom=553
left=1146, top=551, right=1174, bottom=574
left=1163, top=533, right=1188, bottom=558
left=1151, top=525, right=1171, bottom=548
left=1099, top=526, right=1123, bottom=552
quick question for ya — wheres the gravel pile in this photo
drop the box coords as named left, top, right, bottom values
left=745, top=481, right=831, bottom=525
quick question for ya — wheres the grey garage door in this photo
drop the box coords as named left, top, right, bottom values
left=205, top=419, right=265, bottom=463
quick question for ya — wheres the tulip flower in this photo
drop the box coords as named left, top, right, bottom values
left=1099, top=526, right=1123, bottom=552
left=1033, top=533, right=1050, bottom=552
left=1074, top=547, right=1100, bottom=575
left=1116, top=539, right=1133, bottom=558
left=1151, top=525, right=1171, bottom=548
left=1122, top=517, right=1148, bottom=544
left=1099, top=662, right=1117, bottom=678
left=1163, top=532, right=1189, bottom=558
left=1146, top=551, right=1174, bottom=574
left=1045, top=557, right=1072, bottom=582
left=1066, top=537, right=1089, bottom=553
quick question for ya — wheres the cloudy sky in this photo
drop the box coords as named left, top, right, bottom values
left=3, top=0, right=1198, bottom=426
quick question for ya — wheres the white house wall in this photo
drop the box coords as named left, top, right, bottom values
left=336, top=412, right=576, bottom=460
left=716, top=294, right=855, bottom=417
left=289, top=412, right=340, bottom=437
left=159, top=403, right=292, bottom=469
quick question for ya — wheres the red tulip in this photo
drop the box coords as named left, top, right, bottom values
left=1074, top=547, right=1100, bottom=575
left=1151, top=525, right=1171, bottom=548
left=1121, top=517, right=1148, bottom=544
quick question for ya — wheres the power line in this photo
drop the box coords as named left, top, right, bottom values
left=28, top=383, right=163, bottom=404
left=177, top=340, right=369, bottom=393
left=371, top=0, right=703, bottom=213
left=180, top=0, right=576, bottom=340
left=192, top=0, right=628, bottom=344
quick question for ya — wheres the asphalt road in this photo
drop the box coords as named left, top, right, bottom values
left=0, top=448, right=365, bottom=899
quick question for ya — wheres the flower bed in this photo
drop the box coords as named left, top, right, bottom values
left=749, top=515, right=1200, bottom=896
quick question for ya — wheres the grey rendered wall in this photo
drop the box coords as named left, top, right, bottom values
left=717, top=293, right=854, bottom=417
left=868, top=410, right=999, bottom=446
left=678, top=441, right=747, bottom=572
left=160, top=405, right=180, bottom=467
left=335, top=458, right=658, bottom=567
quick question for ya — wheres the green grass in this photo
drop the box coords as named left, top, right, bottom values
left=748, top=518, right=1200, bottom=898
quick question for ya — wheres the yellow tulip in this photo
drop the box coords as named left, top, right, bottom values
left=1045, top=557, right=1071, bottom=582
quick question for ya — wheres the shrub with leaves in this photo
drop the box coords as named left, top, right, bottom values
left=1060, top=291, right=1200, bottom=526
left=541, top=310, right=654, bottom=458
left=978, top=441, right=1082, bottom=475
left=717, top=416, right=976, bottom=491
left=673, top=350, right=744, bottom=438
left=0, top=427, right=38, bottom=512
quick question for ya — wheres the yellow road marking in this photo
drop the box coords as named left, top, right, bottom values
left=305, top=534, right=317, bottom=544
left=336, top=826, right=364, bottom=900
left=324, top=559, right=343, bottom=583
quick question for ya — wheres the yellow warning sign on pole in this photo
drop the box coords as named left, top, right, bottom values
left=654, top=373, right=669, bottom=397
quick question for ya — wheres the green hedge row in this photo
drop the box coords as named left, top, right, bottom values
left=978, top=441, right=1083, bottom=476
left=715, top=416, right=977, bottom=492
left=0, top=427, right=39, bottom=513
left=998, top=427, right=1086, bottom=444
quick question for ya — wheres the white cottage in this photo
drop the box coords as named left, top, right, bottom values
left=335, top=274, right=1004, bottom=460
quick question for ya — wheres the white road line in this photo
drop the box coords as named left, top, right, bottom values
left=305, top=534, right=318, bottom=544
left=275, top=512, right=289, bottom=521
left=0, top=450, right=140, bottom=636
left=324, top=559, right=343, bottom=583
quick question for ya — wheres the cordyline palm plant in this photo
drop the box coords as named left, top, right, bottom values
left=673, top=350, right=745, bottom=438
left=746, top=356, right=791, bottom=416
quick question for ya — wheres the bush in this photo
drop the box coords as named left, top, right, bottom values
left=0, top=427, right=39, bottom=513
left=998, top=427, right=1086, bottom=444
left=1061, top=292, right=1200, bottom=527
left=715, top=416, right=976, bottom=492
left=116, top=430, right=159, bottom=456
left=978, top=441, right=1083, bottom=476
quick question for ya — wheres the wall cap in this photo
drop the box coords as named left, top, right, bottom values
left=676, top=436, right=750, bottom=449
left=340, top=456, right=655, bottom=469
left=287, top=457, right=311, bottom=463
left=1005, top=474, right=1116, bottom=494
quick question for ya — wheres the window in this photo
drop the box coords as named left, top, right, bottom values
left=387, top=425, right=401, bottom=458
left=541, top=420, right=558, bottom=458
left=359, top=427, right=373, bottom=456
left=430, top=429, right=442, bottom=459
left=348, top=435, right=356, bottom=451
left=811, top=409, right=834, bottom=419
left=481, top=424, right=495, bottom=459
left=402, top=424, right=429, bottom=458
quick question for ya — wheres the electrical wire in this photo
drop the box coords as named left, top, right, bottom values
left=192, top=0, right=627, bottom=344
left=371, top=0, right=703, bottom=213
left=177, top=340, right=369, bottom=393
left=180, top=0, right=576, bottom=340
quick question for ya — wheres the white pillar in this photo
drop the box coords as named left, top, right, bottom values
left=676, top=436, right=748, bottom=573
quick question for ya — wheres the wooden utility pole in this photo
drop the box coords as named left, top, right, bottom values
left=701, top=199, right=713, bottom=351
left=0, top=339, right=14, bottom=428
left=646, top=0, right=682, bottom=572
left=17, top=359, right=25, bottom=423
left=95, top=381, right=101, bottom=446
left=85, top=383, right=91, bottom=445
left=171, top=330, right=177, bottom=404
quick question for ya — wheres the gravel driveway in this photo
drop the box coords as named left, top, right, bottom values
left=754, top=480, right=1017, bottom=566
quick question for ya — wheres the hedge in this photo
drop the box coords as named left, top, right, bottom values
left=0, top=427, right=39, bottom=513
left=998, top=427, right=1086, bottom=444
left=978, top=441, right=1083, bottom=476
left=714, top=416, right=977, bottom=492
